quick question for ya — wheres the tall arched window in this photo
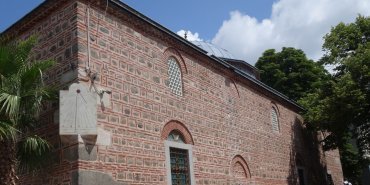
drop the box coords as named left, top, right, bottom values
left=167, top=57, right=183, bottom=96
left=167, top=131, right=189, bottom=184
left=271, top=107, right=280, bottom=132
left=163, top=121, right=195, bottom=185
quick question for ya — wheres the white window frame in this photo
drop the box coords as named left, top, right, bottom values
left=165, top=140, right=195, bottom=185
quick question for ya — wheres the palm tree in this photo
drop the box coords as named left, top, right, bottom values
left=0, top=35, right=55, bottom=185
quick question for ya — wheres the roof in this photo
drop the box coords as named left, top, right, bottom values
left=220, top=58, right=260, bottom=79
left=0, top=0, right=305, bottom=112
left=191, top=41, right=235, bottom=59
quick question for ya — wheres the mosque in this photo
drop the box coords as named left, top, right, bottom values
left=2, top=0, right=343, bottom=184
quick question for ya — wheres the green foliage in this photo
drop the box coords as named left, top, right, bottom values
left=0, top=35, right=55, bottom=172
left=255, top=15, right=370, bottom=184
left=312, top=15, right=370, bottom=155
left=340, top=137, right=363, bottom=184
left=0, top=120, right=18, bottom=141
left=302, top=15, right=370, bottom=184
left=17, top=135, right=51, bottom=172
left=255, top=47, right=328, bottom=101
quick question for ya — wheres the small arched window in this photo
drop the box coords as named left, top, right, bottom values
left=271, top=107, right=280, bottom=132
left=167, top=57, right=183, bottom=96
left=231, top=155, right=251, bottom=182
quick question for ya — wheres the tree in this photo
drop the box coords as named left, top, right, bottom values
left=255, top=19, right=370, bottom=182
left=300, top=15, right=370, bottom=184
left=0, top=36, right=55, bottom=185
left=255, top=47, right=328, bottom=101
left=321, top=15, right=369, bottom=152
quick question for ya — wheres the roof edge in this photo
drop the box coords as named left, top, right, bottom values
left=211, top=56, right=305, bottom=112
left=219, top=57, right=259, bottom=71
left=0, top=0, right=61, bottom=37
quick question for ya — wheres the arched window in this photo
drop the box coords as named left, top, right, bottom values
left=231, top=155, right=251, bottom=183
left=167, top=57, right=183, bottom=96
left=163, top=121, right=195, bottom=185
left=167, top=131, right=189, bottom=184
left=271, top=107, right=280, bottom=132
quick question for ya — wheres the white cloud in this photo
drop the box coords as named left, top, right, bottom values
left=212, top=0, right=370, bottom=65
left=177, top=30, right=203, bottom=41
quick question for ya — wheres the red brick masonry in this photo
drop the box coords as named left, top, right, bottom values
left=2, top=0, right=343, bottom=184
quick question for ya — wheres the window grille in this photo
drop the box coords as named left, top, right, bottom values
left=168, top=57, right=183, bottom=96
left=271, top=107, right=279, bottom=132
left=170, top=148, right=190, bottom=185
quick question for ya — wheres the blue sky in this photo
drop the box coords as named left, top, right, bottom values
left=0, top=0, right=275, bottom=40
left=124, top=0, right=276, bottom=41
left=0, top=0, right=43, bottom=32
left=1, top=0, right=369, bottom=64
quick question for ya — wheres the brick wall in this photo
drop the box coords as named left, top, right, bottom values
left=6, top=0, right=344, bottom=184
left=13, top=1, right=81, bottom=184
left=72, top=0, right=343, bottom=184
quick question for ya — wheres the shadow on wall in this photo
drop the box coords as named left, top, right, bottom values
left=287, top=116, right=329, bottom=185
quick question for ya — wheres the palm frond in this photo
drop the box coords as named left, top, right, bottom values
left=19, top=59, right=55, bottom=91
left=15, top=114, right=38, bottom=133
left=14, top=36, right=37, bottom=68
left=0, top=35, right=56, bottom=173
left=20, top=85, right=57, bottom=118
left=0, top=120, right=18, bottom=141
left=0, top=91, right=20, bottom=118
left=0, top=41, right=18, bottom=77
left=17, top=135, right=52, bottom=172
left=0, top=36, right=37, bottom=78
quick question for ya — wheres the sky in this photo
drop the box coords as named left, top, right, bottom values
left=1, top=0, right=370, bottom=64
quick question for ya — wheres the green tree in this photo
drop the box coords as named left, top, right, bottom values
left=255, top=18, right=370, bottom=182
left=255, top=47, right=328, bottom=101
left=0, top=36, right=55, bottom=185
left=300, top=15, right=370, bottom=184
left=321, top=16, right=370, bottom=148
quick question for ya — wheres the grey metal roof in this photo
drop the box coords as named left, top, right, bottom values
left=191, top=41, right=235, bottom=59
